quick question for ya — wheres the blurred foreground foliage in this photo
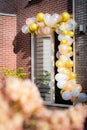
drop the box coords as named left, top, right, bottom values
left=0, top=67, right=26, bottom=80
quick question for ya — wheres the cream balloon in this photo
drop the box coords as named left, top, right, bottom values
left=37, top=22, right=45, bottom=28
left=60, top=55, right=70, bottom=62
left=42, top=26, right=52, bottom=35
left=76, top=84, right=82, bottom=92
left=36, top=28, right=43, bottom=35
left=63, top=81, right=76, bottom=91
left=59, top=44, right=68, bottom=54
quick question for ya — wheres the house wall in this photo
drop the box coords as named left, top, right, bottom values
left=0, top=14, right=17, bottom=70
left=0, top=0, right=17, bottom=71
left=75, top=0, right=87, bottom=93
left=0, top=0, right=18, bottom=14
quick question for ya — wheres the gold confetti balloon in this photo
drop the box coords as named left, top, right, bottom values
left=36, top=12, right=44, bottom=22
left=61, top=12, right=71, bottom=22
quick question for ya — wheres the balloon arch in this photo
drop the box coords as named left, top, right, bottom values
left=22, top=12, right=87, bottom=103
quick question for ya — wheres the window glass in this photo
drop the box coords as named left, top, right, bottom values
left=31, top=35, right=55, bottom=103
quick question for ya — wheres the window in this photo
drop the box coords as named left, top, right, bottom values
left=31, top=34, right=55, bottom=104
left=31, top=33, right=72, bottom=107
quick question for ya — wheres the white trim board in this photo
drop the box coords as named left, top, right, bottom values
left=0, top=13, right=17, bottom=17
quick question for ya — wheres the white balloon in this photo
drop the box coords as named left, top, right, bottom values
left=71, top=88, right=80, bottom=97
left=58, top=34, right=64, bottom=41
left=26, top=17, right=36, bottom=26
left=58, top=34, right=74, bottom=43
left=67, top=19, right=77, bottom=30
left=57, top=80, right=67, bottom=89
left=59, top=25, right=67, bottom=31
left=78, top=93, right=87, bottom=102
left=62, top=91, right=71, bottom=100
left=57, top=67, right=67, bottom=73
left=60, top=55, right=70, bottom=62
left=52, top=13, right=60, bottom=23
left=56, top=51, right=60, bottom=59
left=55, top=73, right=69, bottom=81
left=55, top=29, right=60, bottom=34
left=21, top=25, right=28, bottom=34
left=44, top=13, right=51, bottom=26
left=50, top=19, right=57, bottom=27
left=50, top=14, right=60, bottom=27
left=64, top=35, right=74, bottom=43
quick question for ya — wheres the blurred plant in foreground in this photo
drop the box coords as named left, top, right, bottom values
left=0, top=67, right=26, bottom=80
left=0, top=75, right=87, bottom=130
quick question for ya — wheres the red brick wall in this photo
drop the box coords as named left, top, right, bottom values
left=0, top=15, right=17, bottom=70
left=75, top=0, right=87, bottom=93
left=0, top=0, right=17, bottom=71
left=0, top=0, right=18, bottom=14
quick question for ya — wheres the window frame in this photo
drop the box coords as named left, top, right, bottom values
left=31, top=34, right=72, bottom=108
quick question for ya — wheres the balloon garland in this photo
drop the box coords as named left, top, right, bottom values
left=22, top=12, right=87, bottom=103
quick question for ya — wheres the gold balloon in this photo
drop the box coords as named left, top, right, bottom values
left=55, top=23, right=60, bottom=29
left=62, top=30, right=68, bottom=35
left=67, top=51, right=73, bottom=57
left=65, top=60, right=74, bottom=68
left=68, top=46, right=72, bottom=52
left=69, top=72, right=76, bottom=80
left=36, top=12, right=44, bottom=22
left=68, top=31, right=74, bottom=37
left=55, top=60, right=65, bottom=68
left=29, top=22, right=38, bottom=32
left=60, top=89, right=65, bottom=95
left=61, top=12, right=71, bottom=22
left=60, top=22, right=66, bottom=26
left=60, top=39, right=67, bottom=44
left=69, top=68, right=72, bottom=72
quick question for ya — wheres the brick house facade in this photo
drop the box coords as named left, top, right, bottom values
left=0, top=0, right=87, bottom=104
left=0, top=0, right=72, bottom=77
